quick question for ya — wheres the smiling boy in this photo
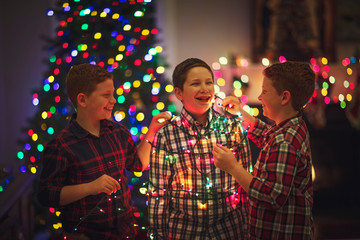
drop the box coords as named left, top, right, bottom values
left=38, top=63, right=169, bottom=239
left=213, top=61, right=315, bottom=239
left=148, top=58, right=251, bottom=239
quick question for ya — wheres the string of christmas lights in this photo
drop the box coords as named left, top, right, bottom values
left=146, top=103, right=251, bottom=209
left=14, top=0, right=173, bottom=232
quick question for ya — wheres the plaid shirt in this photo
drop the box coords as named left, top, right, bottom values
left=38, top=115, right=142, bottom=239
left=148, top=108, right=251, bottom=239
left=247, top=115, right=314, bottom=240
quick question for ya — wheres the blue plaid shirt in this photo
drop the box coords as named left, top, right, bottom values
left=148, top=108, right=252, bottom=239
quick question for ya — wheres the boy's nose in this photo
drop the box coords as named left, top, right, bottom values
left=200, top=84, right=210, bottom=92
left=110, top=95, right=116, bottom=103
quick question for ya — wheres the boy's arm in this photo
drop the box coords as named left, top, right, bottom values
left=59, top=174, right=120, bottom=206
left=224, top=96, right=269, bottom=149
left=213, top=144, right=253, bottom=192
left=148, top=132, right=171, bottom=239
left=137, top=112, right=171, bottom=171
left=248, top=143, right=300, bottom=210
left=223, top=96, right=256, bottom=131
left=38, top=141, right=121, bottom=207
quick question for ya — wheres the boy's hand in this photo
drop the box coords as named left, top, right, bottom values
left=89, top=174, right=121, bottom=195
left=148, top=112, right=171, bottom=135
left=213, top=144, right=239, bottom=174
left=222, top=96, right=241, bottom=115
left=223, top=96, right=256, bottom=129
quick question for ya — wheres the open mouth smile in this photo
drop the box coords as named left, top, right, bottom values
left=196, top=96, right=211, bottom=102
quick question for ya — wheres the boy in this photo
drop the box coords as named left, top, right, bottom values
left=38, top=63, right=170, bottom=239
left=148, top=58, right=251, bottom=239
left=213, top=61, right=315, bottom=239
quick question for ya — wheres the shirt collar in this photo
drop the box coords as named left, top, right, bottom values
left=179, top=107, right=213, bottom=129
left=68, top=113, right=114, bottom=138
left=267, top=113, right=303, bottom=134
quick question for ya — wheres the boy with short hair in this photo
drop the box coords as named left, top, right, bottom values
left=38, top=63, right=170, bottom=239
left=213, top=61, right=315, bottom=239
left=148, top=58, right=251, bottom=239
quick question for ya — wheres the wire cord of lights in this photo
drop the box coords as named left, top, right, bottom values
left=146, top=103, right=249, bottom=203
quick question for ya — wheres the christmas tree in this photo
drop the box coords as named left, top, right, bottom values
left=15, top=0, right=175, bottom=235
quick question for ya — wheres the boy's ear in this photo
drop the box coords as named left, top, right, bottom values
left=281, top=90, right=291, bottom=105
left=174, top=87, right=183, bottom=101
left=77, top=93, right=87, bottom=108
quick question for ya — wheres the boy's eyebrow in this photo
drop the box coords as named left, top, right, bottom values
left=188, top=78, right=213, bottom=82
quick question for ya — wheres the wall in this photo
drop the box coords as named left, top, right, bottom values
left=156, top=0, right=252, bottom=79
left=0, top=1, right=52, bottom=167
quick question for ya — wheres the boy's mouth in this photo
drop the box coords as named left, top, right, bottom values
left=104, top=107, right=113, bottom=111
left=196, top=96, right=211, bottom=102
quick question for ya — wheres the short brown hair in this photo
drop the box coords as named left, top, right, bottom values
left=263, top=61, right=315, bottom=111
left=172, top=58, right=214, bottom=90
left=66, top=63, right=113, bottom=107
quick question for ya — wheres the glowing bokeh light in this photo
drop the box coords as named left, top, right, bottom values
left=262, top=58, right=270, bottom=66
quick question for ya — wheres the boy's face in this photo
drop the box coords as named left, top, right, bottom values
left=174, top=66, right=214, bottom=119
left=258, top=77, right=283, bottom=122
left=82, top=78, right=116, bottom=121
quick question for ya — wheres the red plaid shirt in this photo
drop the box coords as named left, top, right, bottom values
left=247, top=115, right=314, bottom=240
left=38, top=115, right=142, bottom=239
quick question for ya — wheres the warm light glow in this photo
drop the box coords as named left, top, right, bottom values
left=155, top=46, right=163, bottom=53
left=133, top=80, right=141, bottom=88
left=94, top=33, right=102, bottom=39
left=136, top=113, right=145, bottom=121
left=141, top=29, right=150, bottom=36
left=279, top=56, right=286, bottom=63
left=156, top=66, right=165, bottom=74
left=198, top=202, right=207, bottom=209
left=156, top=102, right=165, bottom=110
left=165, top=84, right=174, bottom=92
left=312, top=166, right=316, bottom=181
left=321, top=88, right=328, bottom=97
left=321, top=57, right=328, bottom=65
left=329, top=76, right=335, bottom=84
left=234, top=89, right=242, bottom=97
left=123, top=24, right=131, bottom=31
left=262, top=58, right=270, bottom=66
left=139, top=187, right=147, bottom=195
left=219, top=57, right=228, bottom=65
left=217, top=78, right=226, bottom=86
left=134, top=172, right=143, bottom=177
left=212, top=62, right=221, bottom=70
left=116, top=54, right=124, bottom=61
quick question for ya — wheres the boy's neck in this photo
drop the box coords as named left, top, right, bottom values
left=76, top=112, right=101, bottom=137
left=274, top=107, right=299, bottom=125
left=184, top=108, right=209, bottom=126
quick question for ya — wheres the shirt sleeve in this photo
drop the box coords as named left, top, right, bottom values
left=37, top=139, right=69, bottom=208
left=119, top=126, right=142, bottom=172
left=234, top=119, right=252, bottom=170
left=248, top=141, right=300, bottom=210
left=148, top=131, right=172, bottom=239
left=247, top=118, right=268, bottom=149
